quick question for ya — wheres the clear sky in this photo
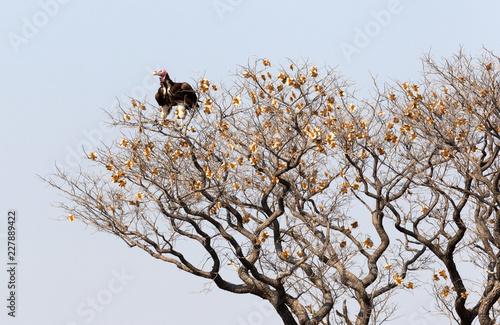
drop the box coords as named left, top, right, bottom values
left=1, top=1, right=499, bottom=324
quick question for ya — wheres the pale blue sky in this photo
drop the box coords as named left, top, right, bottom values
left=1, top=1, right=500, bottom=324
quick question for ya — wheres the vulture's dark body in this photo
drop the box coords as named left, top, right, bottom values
left=155, top=72, right=198, bottom=117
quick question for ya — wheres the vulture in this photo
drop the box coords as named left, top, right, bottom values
left=153, top=70, right=198, bottom=122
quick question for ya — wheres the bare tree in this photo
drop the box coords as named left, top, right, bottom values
left=51, top=55, right=500, bottom=324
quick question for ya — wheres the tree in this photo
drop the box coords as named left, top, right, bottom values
left=47, top=51, right=500, bottom=325
left=380, top=50, right=500, bottom=325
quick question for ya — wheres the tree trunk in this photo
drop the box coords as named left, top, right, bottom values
left=355, top=299, right=372, bottom=325
left=276, top=303, right=299, bottom=325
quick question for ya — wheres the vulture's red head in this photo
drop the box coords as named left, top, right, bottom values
left=153, top=69, right=168, bottom=82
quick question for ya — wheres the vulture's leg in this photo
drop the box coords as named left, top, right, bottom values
left=161, top=105, right=172, bottom=121
left=175, top=104, right=187, bottom=127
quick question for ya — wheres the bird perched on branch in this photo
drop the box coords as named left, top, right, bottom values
left=153, top=70, right=199, bottom=124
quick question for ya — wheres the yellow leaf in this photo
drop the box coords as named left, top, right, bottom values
left=200, top=78, right=210, bottom=93
left=204, top=106, right=212, bottom=114
left=310, top=66, right=318, bottom=77
left=363, top=238, right=374, bottom=248
left=393, top=273, right=403, bottom=285
left=233, top=97, right=242, bottom=106
left=68, top=214, right=75, bottom=222
left=441, top=149, right=450, bottom=158
left=220, top=122, right=229, bottom=132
